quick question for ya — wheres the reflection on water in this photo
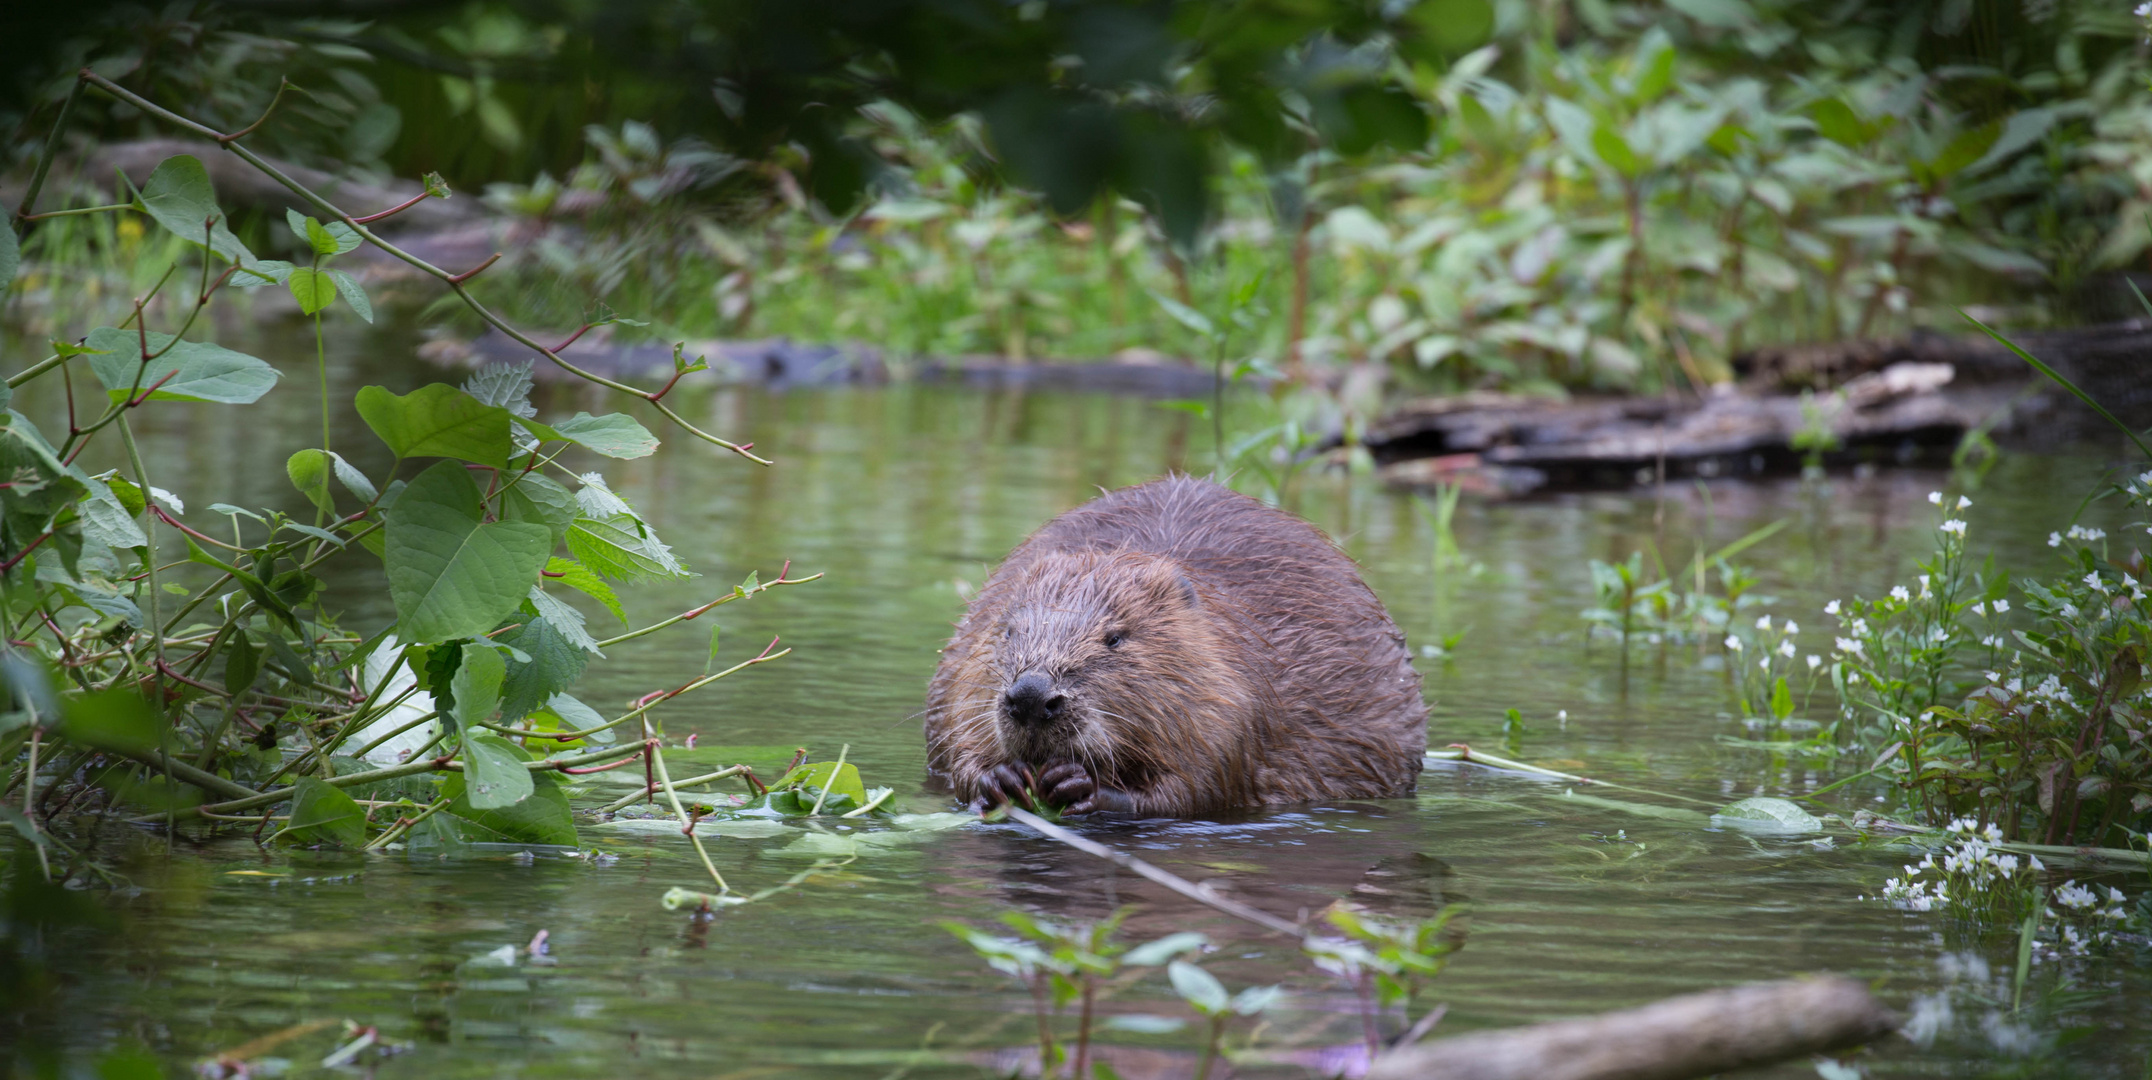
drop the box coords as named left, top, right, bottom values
left=6, top=320, right=2148, bottom=1077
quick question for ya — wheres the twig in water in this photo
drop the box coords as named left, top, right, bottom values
left=1003, top=807, right=1302, bottom=937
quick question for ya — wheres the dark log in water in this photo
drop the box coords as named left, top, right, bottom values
left=1374, top=320, right=2152, bottom=497
left=1365, top=977, right=1897, bottom=1080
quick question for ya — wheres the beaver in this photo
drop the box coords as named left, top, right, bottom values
left=922, top=475, right=1427, bottom=816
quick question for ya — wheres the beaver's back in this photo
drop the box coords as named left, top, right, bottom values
left=993, top=475, right=1426, bottom=802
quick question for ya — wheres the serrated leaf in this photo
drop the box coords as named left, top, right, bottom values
left=545, top=557, right=625, bottom=625
left=550, top=412, right=659, bottom=459
left=83, top=327, right=281, bottom=404
left=278, top=777, right=367, bottom=846
left=461, top=732, right=534, bottom=810
left=355, top=384, right=513, bottom=466
left=327, top=269, right=372, bottom=323
left=383, top=461, right=551, bottom=643
left=565, top=475, right=690, bottom=582
left=134, top=155, right=251, bottom=262
left=528, top=585, right=602, bottom=656
left=286, top=267, right=337, bottom=315
left=501, top=474, right=576, bottom=548
left=461, top=361, right=537, bottom=418
left=495, top=607, right=589, bottom=720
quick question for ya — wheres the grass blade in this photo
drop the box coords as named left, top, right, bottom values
left=1958, top=308, right=2152, bottom=460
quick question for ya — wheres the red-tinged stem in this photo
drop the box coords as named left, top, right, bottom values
left=126, top=369, right=179, bottom=407
left=541, top=569, right=566, bottom=578
left=551, top=323, right=596, bottom=353
left=216, top=77, right=290, bottom=144
left=447, top=252, right=501, bottom=284
left=563, top=751, right=647, bottom=774
left=0, top=532, right=54, bottom=574
left=149, top=504, right=241, bottom=551
left=646, top=365, right=693, bottom=402
left=350, top=192, right=429, bottom=225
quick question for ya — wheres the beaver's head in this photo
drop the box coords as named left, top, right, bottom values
left=970, top=549, right=1260, bottom=786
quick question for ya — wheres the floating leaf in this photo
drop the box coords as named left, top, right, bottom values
left=440, top=771, right=576, bottom=845
left=382, top=461, right=551, bottom=643
left=82, top=327, right=280, bottom=404
left=1713, top=796, right=1822, bottom=834
left=279, top=777, right=366, bottom=846
left=462, top=732, right=534, bottom=810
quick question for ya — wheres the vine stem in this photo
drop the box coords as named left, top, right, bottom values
left=648, top=734, right=728, bottom=893
left=117, top=416, right=173, bottom=845
left=76, top=71, right=770, bottom=466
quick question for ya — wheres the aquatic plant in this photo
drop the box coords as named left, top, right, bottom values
left=1163, top=959, right=1280, bottom=1080
left=0, top=73, right=818, bottom=900
left=1304, top=904, right=1464, bottom=1056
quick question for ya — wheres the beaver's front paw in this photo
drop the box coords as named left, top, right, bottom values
left=1037, top=760, right=1133, bottom=816
left=972, top=762, right=1035, bottom=812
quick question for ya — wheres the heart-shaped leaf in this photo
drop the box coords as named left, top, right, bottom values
left=134, top=155, right=252, bottom=262
left=356, top=384, right=514, bottom=466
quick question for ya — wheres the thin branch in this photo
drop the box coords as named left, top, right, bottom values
left=1005, top=807, right=1305, bottom=938
left=217, top=77, right=293, bottom=144
left=16, top=75, right=85, bottom=220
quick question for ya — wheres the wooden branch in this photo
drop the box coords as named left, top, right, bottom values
left=1365, top=977, right=1898, bottom=1080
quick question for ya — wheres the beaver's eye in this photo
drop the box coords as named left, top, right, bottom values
left=1102, top=630, right=1125, bottom=649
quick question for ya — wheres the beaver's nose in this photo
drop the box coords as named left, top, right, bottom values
left=1003, top=671, right=1067, bottom=726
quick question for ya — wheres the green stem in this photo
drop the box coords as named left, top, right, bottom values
left=807, top=742, right=848, bottom=816
left=117, top=417, right=173, bottom=841
left=650, top=738, right=728, bottom=892
left=15, top=75, right=85, bottom=222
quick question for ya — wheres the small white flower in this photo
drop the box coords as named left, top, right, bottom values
left=2111, top=887, right=2127, bottom=904
left=1957, top=496, right=1971, bottom=510
left=1758, top=657, right=1770, bottom=671
left=1970, top=601, right=1986, bottom=616
left=2066, top=525, right=2106, bottom=542
left=1835, top=637, right=1864, bottom=657
left=1984, top=670, right=2001, bottom=683
left=1993, top=599, right=2009, bottom=614
left=1806, top=654, right=1822, bottom=670
left=1918, top=574, right=1932, bottom=598
left=2084, top=572, right=2108, bottom=594
left=1928, top=491, right=1943, bottom=505
left=2029, top=854, right=2044, bottom=872
left=1778, top=640, right=1797, bottom=658
left=1825, top=599, right=1841, bottom=615
left=1725, top=635, right=1743, bottom=651
left=1891, top=585, right=1911, bottom=602
left=2049, top=532, right=2063, bottom=547
left=1853, top=618, right=1869, bottom=636
left=2061, top=603, right=2079, bottom=619
left=1783, top=620, right=1799, bottom=636
left=1940, top=519, right=1967, bottom=536
left=1755, top=615, right=1773, bottom=631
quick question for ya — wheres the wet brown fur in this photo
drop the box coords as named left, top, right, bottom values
left=923, top=475, right=1427, bottom=815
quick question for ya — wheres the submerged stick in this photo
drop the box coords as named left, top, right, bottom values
left=1004, top=807, right=1302, bottom=937
left=1365, top=976, right=1898, bottom=1080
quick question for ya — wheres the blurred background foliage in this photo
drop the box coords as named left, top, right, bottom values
left=6, top=0, right=2152, bottom=395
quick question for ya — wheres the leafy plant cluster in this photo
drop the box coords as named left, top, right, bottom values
left=945, top=901, right=1458, bottom=1078
left=0, top=76, right=817, bottom=897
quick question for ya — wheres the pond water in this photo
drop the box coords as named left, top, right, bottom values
left=7, top=318, right=2150, bottom=1078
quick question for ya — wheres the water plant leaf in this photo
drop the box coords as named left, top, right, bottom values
left=501, top=475, right=577, bottom=548
left=462, top=732, right=534, bottom=810
left=1712, top=796, right=1821, bottom=833
left=286, top=449, right=334, bottom=515
left=82, top=328, right=281, bottom=404
left=527, top=586, right=602, bottom=655
left=1122, top=931, right=1208, bottom=967
left=545, top=557, right=626, bottom=625
left=441, top=771, right=576, bottom=845
left=355, top=384, right=514, bottom=466
left=326, top=451, right=377, bottom=503
left=550, top=412, right=659, bottom=459
left=58, top=689, right=158, bottom=754
left=0, top=222, right=17, bottom=293
left=285, top=267, right=337, bottom=315
left=382, top=461, right=551, bottom=643
left=133, top=155, right=251, bottom=262
left=230, top=260, right=293, bottom=288
left=566, top=476, right=691, bottom=581
left=286, top=209, right=361, bottom=255
left=1168, top=960, right=1230, bottom=1015
left=770, top=761, right=867, bottom=807
left=280, top=777, right=366, bottom=846
left=451, top=642, right=505, bottom=729
left=327, top=270, right=373, bottom=323
left=223, top=630, right=260, bottom=695
left=1151, top=292, right=1215, bottom=338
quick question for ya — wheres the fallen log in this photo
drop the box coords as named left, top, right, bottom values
left=1365, top=976, right=1897, bottom=1080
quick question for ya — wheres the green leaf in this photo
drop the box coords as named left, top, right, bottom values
left=769, top=761, right=866, bottom=809
left=286, top=449, right=334, bottom=515
left=704, top=622, right=721, bottom=675
left=223, top=629, right=260, bottom=695
left=1769, top=677, right=1794, bottom=721
left=1809, top=99, right=1870, bottom=148
left=1230, top=985, right=1283, bottom=1016
left=528, top=586, right=602, bottom=655
left=452, top=641, right=506, bottom=729
left=1713, top=796, right=1822, bottom=833
left=1591, top=124, right=1642, bottom=177
left=440, top=771, right=577, bottom=845
left=1928, top=121, right=2001, bottom=182
left=59, top=690, right=158, bottom=754
left=82, top=327, right=281, bottom=404
left=230, top=260, right=294, bottom=288
left=287, top=209, right=361, bottom=256
left=461, top=361, right=537, bottom=417
left=501, top=475, right=577, bottom=548
left=462, top=732, right=535, bottom=810
left=1168, top=960, right=1230, bottom=1016
left=546, top=557, right=626, bottom=625
left=383, top=461, right=552, bottom=643
left=279, top=777, right=366, bottom=846
left=1122, top=931, right=1208, bottom=967
left=285, top=267, right=337, bottom=316
left=495, top=607, right=590, bottom=720
left=133, top=155, right=251, bottom=262
left=565, top=475, right=690, bottom=582
left=355, top=384, right=514, bottom=466
left=0, top=416, right=87, bottom=547
left=0, top=222, right=18, bottom=294
left=327, top=269, right=373, bottom=323
left=327, top=451, right=378, bottom=503
left=1150, top=292, right=1215, bottom=338
left=550, top=412, right=659, bottom=459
